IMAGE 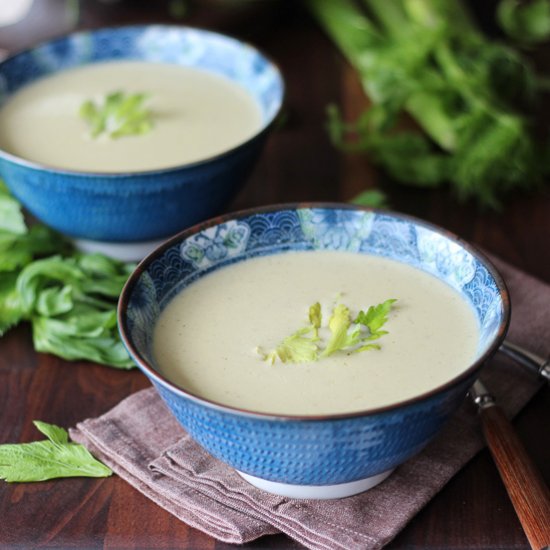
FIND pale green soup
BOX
[153,251,479,416]
[0,61,262,172]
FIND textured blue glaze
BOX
[121,206,509,486]
[0,26,283,242]
[153,377,473,485]
[0,134,265,241]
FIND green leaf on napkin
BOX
[80,91,154,139]
[0,421,112,482]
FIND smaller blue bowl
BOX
[0,25,283,257]
[118,204,510,499]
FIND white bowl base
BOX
[236,468,394,499]
[73,237,168,262]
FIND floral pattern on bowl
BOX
[180,221,250,269]
[119,204,509,491]
[0,25,284,245]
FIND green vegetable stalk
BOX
[0,181,134,369]
[307,0,550,207]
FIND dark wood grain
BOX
[0,1,549,549]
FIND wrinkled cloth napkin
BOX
[70,257,548,550]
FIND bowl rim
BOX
[0,23,285,178]
[118,202,511,422]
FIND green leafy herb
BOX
[258,325,320,365]
[498,0,550,45]
[168,0,189,19]
[13,254,135,369]
[0,272,23,336]
[355,298,396,334]
[321,303,362,357]
[309,302,322,338]
[351,189,390,209]
[0,421,112,482]
[79,91,153,139]
[307,0,550,208]
[0,181,25,234]
[0,183,134,368]
[258,298,396,364]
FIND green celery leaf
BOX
[0,421,111,482]
[36,285,74,317]
[78,253,134,279]
[0,271,24,336]
[498,0,550,45]
[260,326,319,365]
[478,44,537,110]
[15,252,134,369]
[80,91,154,140]
[309,0,548,208]
[369,133,449,187]
[0,184,133,369]
[0,225,68,272]
[17,256,84,314]
[351,189,390,208]
[33,420,69,445]
[258,298,396,364]
[355,298,397,334]
[0,236,32,272]
[0,183,26,235]
[321,304,362,357]
[76,254,134,300]
[32,315,134,369]
[79,273,132,299]
[328,105,449,188]
[309,302,322,338]
[451,111,539,207]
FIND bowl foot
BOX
[236,468,394,499]
[73,237,168,262]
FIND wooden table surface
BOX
[1,1,549,548]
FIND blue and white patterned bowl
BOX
[118,204,510,499]
[0,25,284,260]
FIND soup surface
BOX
[0,61,262,172]
[153,251,479,415]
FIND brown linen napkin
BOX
[70,257,548,550]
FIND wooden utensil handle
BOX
[480,405,550,550]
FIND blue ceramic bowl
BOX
[118,204,510,499]
[0,25,283,259]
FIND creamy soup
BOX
[0,61,262,172]
[153,251,479,415]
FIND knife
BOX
[470,379,550,550]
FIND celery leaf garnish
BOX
[263,326,320,365]
[258,298,397,365]
[309,302,322,338]
[79,91,153,139]
[321,303,361,357]
[355,298,397,334]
